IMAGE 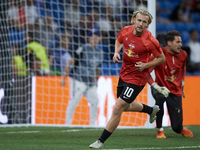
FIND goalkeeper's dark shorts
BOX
[117,78,145,103]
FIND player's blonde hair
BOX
[131,9,153,24]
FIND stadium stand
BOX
[8,0,200,75]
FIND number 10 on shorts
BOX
[124,87,134,98]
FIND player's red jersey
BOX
[150,47,187,96]
[117,25,162,86]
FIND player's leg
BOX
[151,87,166,139]
[89,97,129,148]
[166,95,183,133]
[89,78,145,148]
[124,87,160,124]
[66,78,87,125]
[124,102,160,124]
[85,85,98,126]
[167,95,193,137]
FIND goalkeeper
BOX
[148,30,193,139]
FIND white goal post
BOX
[0,0,168,128]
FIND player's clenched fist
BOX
[135,62,146,72]
[113,53,121,63]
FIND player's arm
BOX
[181,53,187,98]
[147,73,170,98]
[135,52,165,72]
[61,58,74,86]
[113,39,123,63]
[182,80,185,98]
[96,67,101,86]
[48,56,54,68]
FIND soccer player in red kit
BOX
[89,9,166,148]
[148,30,193,139]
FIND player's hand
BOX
[151,83,170,98]
[113,53,121,63]
[183,91,185,98]
[60,78,66,86]
[135,62,146,72]
[182,84,185,98]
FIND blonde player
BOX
[89,9,165,148]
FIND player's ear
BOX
[131,18,136,24]
[146,24,149,29]
[167,41,171,46]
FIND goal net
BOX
[0,0,158,127]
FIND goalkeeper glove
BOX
[151,83,170,98]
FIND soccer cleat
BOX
[89,140,104,148]
[181,127,194,138]
[157,130,166,139]
[149,105,160,123]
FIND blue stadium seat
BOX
[101,62,110,76]
[186,70,200,76]
[159,12,170,19]
[193,70,200,75]
[175,22,187,32]
[156,23,166,32]
[163,1,176,11]
[9,29,26,47]
[185,71,194,76]
[110,63,120,76]
[165,23,176,32]
[191,13,200,23]
[186,23,196,31]
[195,23,200,32]
[181,31,190,45]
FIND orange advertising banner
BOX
[33,76,148,127]
[32,76,200,126]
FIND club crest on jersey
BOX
[124,49,138,58]
[170,69,176,74]
[128,43,135,49]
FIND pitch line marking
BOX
[102,146,200,150]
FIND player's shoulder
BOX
[120,25,134,35]
[123,25,134,30]
[180,49,187,57]
[142,30,160,47]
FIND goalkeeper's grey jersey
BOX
[72,43,103,86]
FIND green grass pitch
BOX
[0,125,199,150]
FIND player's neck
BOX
[133,30,143,36]
[166,46,175,55]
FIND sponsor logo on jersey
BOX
[124,49,139,58]
[164,75,177,82]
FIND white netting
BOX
[0,0,153,127]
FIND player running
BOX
[89,9,165,148]
[148,30,193,139]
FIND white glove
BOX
[151,83,170,98]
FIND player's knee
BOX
[112,107,119,116]
[112,105,123,116]
[171,125,182,133]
